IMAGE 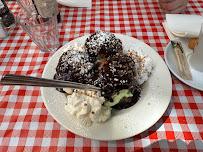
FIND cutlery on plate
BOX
[0,74,100,91]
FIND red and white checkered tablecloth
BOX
[0,0,203,151]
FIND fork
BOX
[0,74,100,91]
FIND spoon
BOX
[0,74,100,91]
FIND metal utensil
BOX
[0,74,100,91]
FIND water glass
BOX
[16,6,60,52]
[16,0,33,14]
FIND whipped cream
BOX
[64,89,112,127]
[127,49,153,85]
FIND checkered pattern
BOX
[0,0,203,151]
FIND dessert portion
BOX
[54,43,95,92]
[94,53,141,110]
[95,53,137,93]
[85,30,123,62]
[53,30,153,126]
[65,89,111,127]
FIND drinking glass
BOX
[188,23,203,72]
[16,0,33,14]
[16,5,60,52]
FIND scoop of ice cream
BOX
[85,30,123,62]
[104,89,133,107]
[127,49,153,85]
[64,89,112,126]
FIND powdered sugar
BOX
[60,43,94,75]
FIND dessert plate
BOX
[41,34,172,141]
[164,37,203,91]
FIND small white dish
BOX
[57,0,91,7]
[41,34,172,141]
[164,37,203,91]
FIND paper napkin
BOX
[163,14,203,40]
[57,0,92,7]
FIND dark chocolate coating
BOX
[85,30,123,62]
[54,50,95,92]
[94,53,138,101]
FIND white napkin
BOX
[163,14,203,40]
[57,0,92,7]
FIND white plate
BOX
[164,37,203,91]
[41,34,172,141]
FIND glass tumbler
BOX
[16,5,60,52]
[16,0,33,14]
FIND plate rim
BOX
[41,33,172,141]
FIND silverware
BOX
[0,74,100,91]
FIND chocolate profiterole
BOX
[95,53,141,110]
[85,30,123,62]
[54,49,95,92]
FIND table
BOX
[0,0,203,151]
